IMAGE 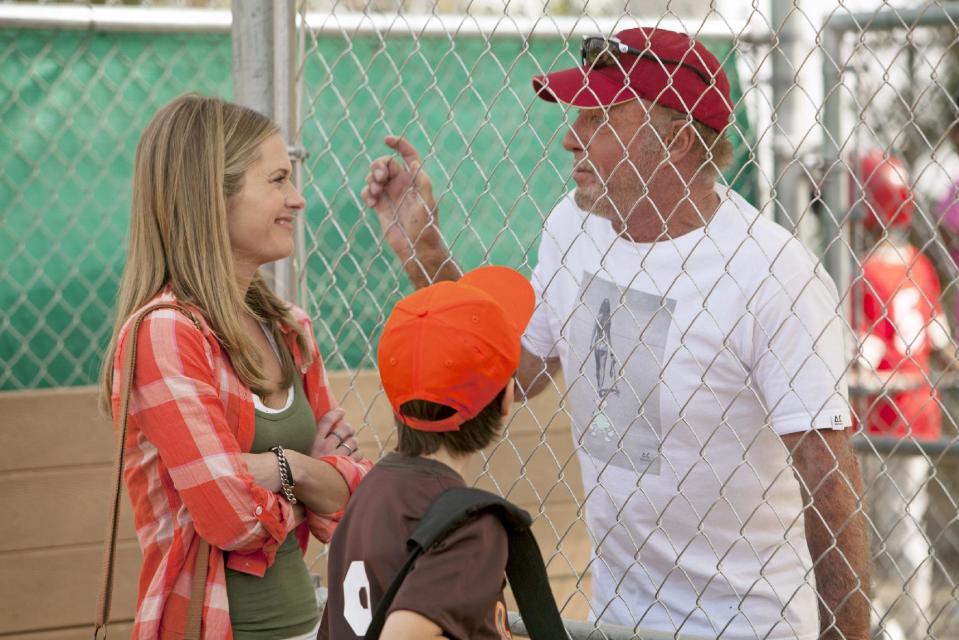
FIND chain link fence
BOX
[5,0,959,638]
[0,8,233,389]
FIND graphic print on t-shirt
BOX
[590,298,620,397]
[342,560,373,635]
[570,273,675,475]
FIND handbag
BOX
[93,303,210,639]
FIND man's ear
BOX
[667,119,697,165]
[500,378,515,418]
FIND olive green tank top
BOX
[226,375,320,639]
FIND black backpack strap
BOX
[365,487,568,639]
[362,546,425,639]
[504,528,567,638]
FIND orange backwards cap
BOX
[377,266,535,432]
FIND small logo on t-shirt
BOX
[832,414,845,427]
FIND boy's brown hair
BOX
[395,387,508,457]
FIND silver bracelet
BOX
[269,445,297,505]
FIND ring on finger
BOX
[337,442,355,455]
[331,432,344,445]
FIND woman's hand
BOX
[284,449,350,515]
[243,451,348,516]
[311,408,363,461]
[241,452,281,493]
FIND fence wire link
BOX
[0,22,233,390]
[5,1,959,638]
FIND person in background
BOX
[852,149,954,640]
[99,94,371,639]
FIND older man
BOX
[362,27,869,640]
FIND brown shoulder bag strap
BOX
[94,303,209,639]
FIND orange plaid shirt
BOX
[111,290,371,639]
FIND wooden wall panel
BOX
[0,542,140,635]
[1,623,133,640]
[0,467,136,552]
[0,387,113,472]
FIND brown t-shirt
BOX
[318,453,512,640]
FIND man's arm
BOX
[515,346,561,402]
[781,428,871,640]
[362,135,460,289]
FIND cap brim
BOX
[459,265,535,339]
[533,66,638,108]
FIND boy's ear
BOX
[500,379,515,417]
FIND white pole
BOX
[272,0,301,305]
[770,0,809,239]
[820,20,850,294]
[231,0,300,302]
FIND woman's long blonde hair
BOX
[99,94,310,415]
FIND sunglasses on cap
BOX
[580,36,714,88]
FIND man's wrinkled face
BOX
[563,100,673,226]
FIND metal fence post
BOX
[820,18,849,294]
[231,0,272,119]
[272,0,302,305]
[770,0,804,235]
[231,0,300,303]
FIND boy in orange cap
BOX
[318,265,535,640]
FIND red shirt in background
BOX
[856,245,943,441]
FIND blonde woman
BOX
[99,94,371,639]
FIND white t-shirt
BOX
[523,187,851,639]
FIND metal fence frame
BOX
[820,5,959,289]
[819,4,959,456]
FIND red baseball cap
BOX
[854,149,914,230]
[377,266,535,432]
[532,27,733,132]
